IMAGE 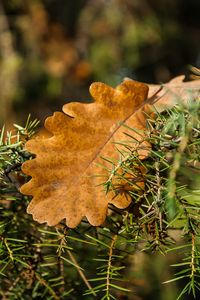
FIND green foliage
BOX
[1,98,200,299]
[103,99,200,299]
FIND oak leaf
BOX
[20,80,152,227]
[20,76,200,228]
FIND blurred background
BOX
[0,0,199,127]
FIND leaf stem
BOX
[67,250,97,297]
[106,234,117,299]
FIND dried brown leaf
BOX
[20,80,151,227]
[148,75,200,111]
[20,76,200,228]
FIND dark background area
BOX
[0,0,199,127]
